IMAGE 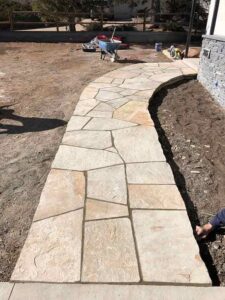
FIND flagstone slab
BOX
[11,284,224,300]
[106,147,118,153]
[87,165,127,204]
[132,210,211,285]
[102,86,124,93]
[120,77,161,91]
[94,77,113,84]
[93,102,114,112]
[87,110,113,118]
[34,170,85,221]
[90,83,116,89]
[113,126,165,163]
[127,162,175,184]
[86,199,129,221]
[113,101,153,126]
[66,116,90,132]
[52,145,122,171]
[62,130,112,149]
[82,218,140,282]
[112,78,125,85]
[107,98,131,109]
[106,70,141,79]
[80,86,99,101]
[129,185,185,209]
[84,117,136,131]
[96,90,122,101]
[11,210,83,283]
[152,73,183,84]
[73,99,99,116]
[0,283,14,300]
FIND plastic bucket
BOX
[155,43,162,52]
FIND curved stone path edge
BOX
[11,60,211,286]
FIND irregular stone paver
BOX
[127,162,175,184]
[106,69,141,79]
[52,145,122,171]
[96,90,122,101]
[62,130,112,149]
[132,210,211,285]
[34,170,85,221]
[87,110,112,118]
[107,97,131,109]
[10,284,225,300]
[80,86,98,100]
[86,199,129,221]
[84,117,136,131]
[129,185,185,209]
[113,126,165,163]
[82,218,140,282]
[87,165,127,204]
[93,102,114,112]
[73,99,98,116]
[94,76,113,84]
[66,116,90,132]
[114,101,153,126]
[120,77,161,91]
[12,210,83,283]
[132,210,211,284]
[0,283,14,300]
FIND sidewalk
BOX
[9,60,214,292]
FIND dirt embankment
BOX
[150,80,225,286]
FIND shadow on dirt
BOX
[0,105,66,134]
[149,80,220,286]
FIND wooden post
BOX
[185,0,197,58]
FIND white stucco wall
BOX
[214,1,225,36]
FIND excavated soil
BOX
[150,79,225,286]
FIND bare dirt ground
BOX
[150,80,225,286]
[0,42,169,281]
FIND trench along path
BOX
[4,59,222,299]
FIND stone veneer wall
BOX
[198,35,225,106]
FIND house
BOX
[198,0,225,106]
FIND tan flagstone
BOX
[89,83,116,89]
[112,78,124,85]
[82,218,140,282]
[129,185,185,209]
[80,86,99,101]
[34,170,85,221]
[73,99,99,116]
[132,210,211,284]
[66,116,90,132]
[102,86,124,93]
[87,165,127,204]
[93,102,114,112]
[113,126,165,163]
[84,117,136,130]
[11,284,225,300]
[127,162,175,184]
[0,283,14,300]
[62,130,112,149]
[120,77,161,91]
[94,77,113,84]
[107,98,131,108]
[87,110,113,118]
[86,199,129,220]
[52,145,122,171]
[181,67,197,75]
[96,90,122,101]
[106,147,118,153]
[11,210,83,283]
[106,69,141,79]
[113,101,153,126]
[120,89,138,96]
[152,73,183,83]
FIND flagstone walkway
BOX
[11,60,212,287]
